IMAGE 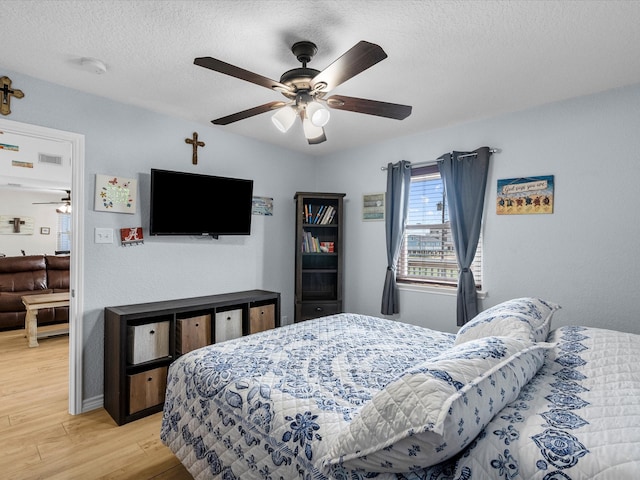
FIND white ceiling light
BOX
[306,101,330,127]
[271,106,296,132]
[302,117,324,140]
[272,98,330,137]
[80,57,107,75]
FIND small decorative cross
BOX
[0,76,24,116]
[9,217,25,233]
[185,132,205,165]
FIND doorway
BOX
[0,118,85,414]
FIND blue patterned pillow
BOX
[455,297,560,345]
[320,336,551,472]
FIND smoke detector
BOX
[80,57,107,75]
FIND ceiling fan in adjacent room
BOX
[32,190,71,213]
[194,40,412,144]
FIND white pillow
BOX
[319,336,551,473]
[455,297,560,345]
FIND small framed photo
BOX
[363,193,385,221]
[40,227,50,235]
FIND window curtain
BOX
[437,147,491,326]
[381,160,411,315]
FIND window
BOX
[57,213,72,252]
[396,165,482,287]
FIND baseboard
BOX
[82,394,103,413]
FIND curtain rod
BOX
[380,148,501,171]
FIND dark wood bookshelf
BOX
[294,192,345,322]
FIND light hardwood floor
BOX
[0,327,192,480]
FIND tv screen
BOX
[150,169,253,236]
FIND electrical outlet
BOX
[95,227,114,244]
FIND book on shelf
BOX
[319,206,330,224]
[303,204,336,225]
[302,231,314,252]
[301,230,336,253]
[319,205,335,224]
[313,205,325,224]
[325,207,336,224]
[305,204,315,224]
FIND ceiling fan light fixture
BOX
[197,40,412,145]
[303,117,324,140]
[56,203,71,214]
[307,101,330,127]
[271,106,296,132]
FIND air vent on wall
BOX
[38,153,63,166]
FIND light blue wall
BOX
[4,67,640,406]
[317,83,640,336]
[2,69,316,400]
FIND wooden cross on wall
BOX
[1,76,24,116]
[185,132,205,165]
[9,217,25,233]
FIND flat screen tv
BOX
[150,169,253,237]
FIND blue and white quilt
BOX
[427,325,640,479]
[161,315,640,479]
[160,313,455,479]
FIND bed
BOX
[160,298,640,479]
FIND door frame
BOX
[0,118,85,414]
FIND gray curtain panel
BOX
[438,147,491,326]
[381,160,411,315]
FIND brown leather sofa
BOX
[0,255,70,331]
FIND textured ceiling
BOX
[2,0,640,156]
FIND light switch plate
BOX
[95,227,114,244]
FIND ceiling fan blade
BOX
[327,95,412,120]
[310,41,388,93]
[212,101,287,125]
[32,190,71,205]
[194,57,293,93]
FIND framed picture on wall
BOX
[40,227,50,235]
[95,174,137,214]
[0,215,34,235]
[496,175,554,215]
[363,193,385,221]
[252,196,273,216]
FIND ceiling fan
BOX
[32,190,71,212]
[194,40,412,144]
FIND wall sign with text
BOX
[496,175,554,215]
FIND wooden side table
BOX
[21,292,70,347]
